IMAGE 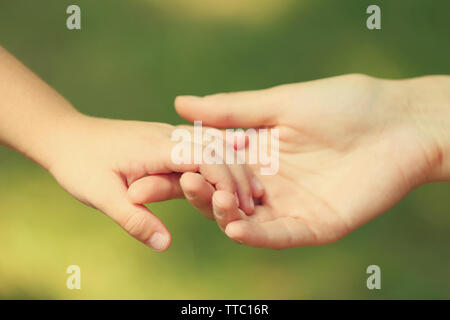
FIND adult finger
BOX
[175,88,281,128]
[224,217,318,249]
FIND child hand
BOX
[0,46,262,251]
[44,116,259,251]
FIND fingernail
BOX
[178,95,201,102]
[148,232,169,251]
[249,197,254,211]
[234,132,246,149]
[213,196,224,218]
[252,177,264,193]
[184,191,195,199]
[235,192,240,207]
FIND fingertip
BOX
[225,220,249,241]
[147,231,172,252]
[180,172,203,195]
[251,176,265,198]
[180,172,216,220]
[238,196,254,216]
[109,198,173,252]
[175,95,201,104]
[174,95,201,117]
[231,131,248,150]
[249,197,255,213]
[212,192,244,232]
[212,190,237,211]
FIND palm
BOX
[241,122,418,247]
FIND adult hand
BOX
[174,74,450,249]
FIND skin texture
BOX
[0,46,260,252]
[168,74,450,249]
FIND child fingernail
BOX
[148,232,169,251]
[249,197,254,211]
[213,197,224,218]
[235,192,240,207]
[252,177,264,193]
[184,191,195,199]
[215,209,224,218]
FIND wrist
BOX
[25,109,91,172]
[401,75,450,183]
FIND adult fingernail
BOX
[148,232,169,251]
[178,95,201,102]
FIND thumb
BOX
[175,88,280,128]
[97,176,172,252]
[102,198,171,252]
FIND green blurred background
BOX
[0,0,449,299]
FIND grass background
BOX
[0,0,449,299]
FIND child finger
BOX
[198,161,236,195]
[127,174,183,204]
[98,176,172,252]
[180,172,215,220]
[227,164,254,215]
[212,190,244,233]
[248,169,265,199]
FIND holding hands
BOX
[1,46,449,251]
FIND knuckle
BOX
[122,212,151,241]
[216,181,235,193]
